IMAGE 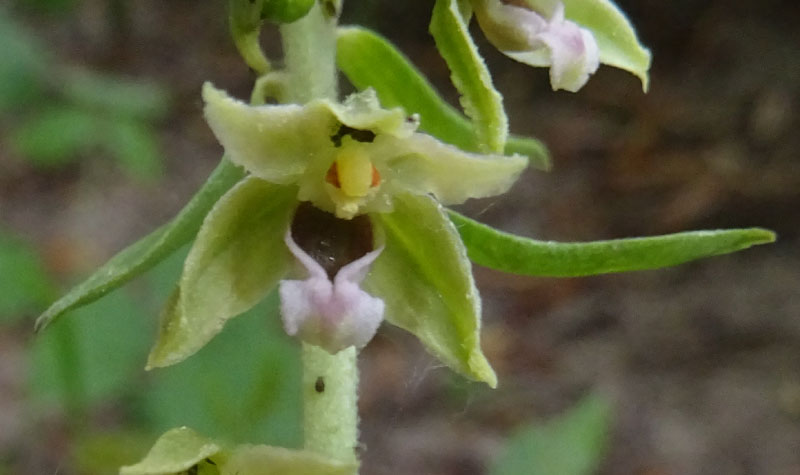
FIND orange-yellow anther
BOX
[332,148,378,197]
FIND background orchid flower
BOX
[145,83,529,387]
[473,0,600,92]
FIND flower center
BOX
[325,141,381,198]
[326,152,381,198]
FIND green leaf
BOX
[35,158,246,332]
[105,118,164,182]
[489,393,612,475]
[119,427,223,475]
[449,211,776,277]
[11,106,100,167]
[62,69,169,120]
[430,0,508,153]
[557,0,651,91]
[0,230,55,324]
[221,445,358,475]
[147,177,296,368]
[336,26,550,170]
[365,194,496,387]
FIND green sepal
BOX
[430,0,508,154]
[119,427,224,475]
[365,194,497,388]
[35,158,245,332]
[555,0,651,91]
[336,26,550,170]
[449,211,776,277]
[147,177,296,368]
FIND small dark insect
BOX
[315,376,325,393]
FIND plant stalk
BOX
[279,1,338,102]
[301,344,359,464]
[279,1,359,466]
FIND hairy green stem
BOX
[279,1,338,102]
[279,1,360,466]
[301,344,359,464]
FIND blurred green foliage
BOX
[0,228,301,473]
[0,229,55,324]
[0,8,167,182]
[490,393,612,475]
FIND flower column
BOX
[279,1,360,466]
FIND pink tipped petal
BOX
[539,10,600,92]
[279,232,385,353]
[283,230,328,280]
[476,0,599,92]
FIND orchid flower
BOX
[473,0,600,92]
[146,83,527,385]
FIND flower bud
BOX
[261,0,315,24]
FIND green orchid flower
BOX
[147,83,528,386]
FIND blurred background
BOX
[0,0,798,474]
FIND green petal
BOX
[430,0,508,153]
[35,158,245,332]
[147,177,297,368]
[324,88,412,138]
[381,133,527,205]
[203,83,334,182]
[542,0,651,90]
[450,211,776,277]
[336,26,551,170]
[203,84,412,183]
[221,445,358,475]
[365,194,497,387]
[119,427,223,475]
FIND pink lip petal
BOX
[279,230,385,353]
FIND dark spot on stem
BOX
[315,376,325,393]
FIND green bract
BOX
[430,0,508,153]
[120,427,357,475]
[148,83,529,386]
